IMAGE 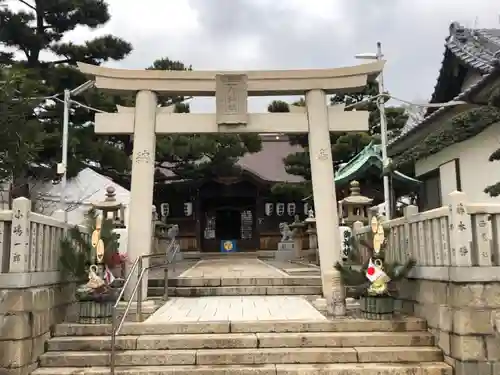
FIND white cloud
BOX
[4,0,500,111]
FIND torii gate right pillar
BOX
[306,89,345,316]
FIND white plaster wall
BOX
[415,121,500,203]
[439,160,458,205]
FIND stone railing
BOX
[352,190,500,375]
[0,197,90,288]
[353,191,500,275]
[0,197,85,375]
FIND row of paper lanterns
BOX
[265,202,310,216]
[159,202,310,218]
[160,202,193,218]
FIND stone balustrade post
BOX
[403,205,418,264]
[447,191,473,267]
[9,197,31,273]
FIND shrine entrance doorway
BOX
[201,196,256,252]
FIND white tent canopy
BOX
[33,168,131,226]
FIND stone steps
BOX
[39,346,443,367]
[148,276,322,297]
[152,285,322,297]
[33,318,452,374]
[31,362,453,375]
[46,331,435,351]
[51,318,429,335]
[162,276,322,287]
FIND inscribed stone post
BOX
[9,197,31,273]
[447,191,473,266]
[403,205,418,264]
[471,209,493,267]
[216,74,248,125]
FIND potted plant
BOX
[59,209,126,323]
[335,215,415,320]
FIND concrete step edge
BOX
[40,347,443,366]
[32,362,452,375]
[163,286,324,297]
[46,331,435,350]
[53,318,428,336]
[149,277,322,287]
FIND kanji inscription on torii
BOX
[216,74,248,126]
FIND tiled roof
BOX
[237,136,304,183]
[446,24,500,73]
[158,135,304,183]
[335,142,420,186]
[391,22,500,146]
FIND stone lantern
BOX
[93,186,126,228]
[338,181,373,263]
[289,214,306,259]
[304,209,318,264]
[338,181,373,227]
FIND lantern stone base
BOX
[275,241,296,262]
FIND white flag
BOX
[365,258,387,283]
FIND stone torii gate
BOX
[77,61,384,316]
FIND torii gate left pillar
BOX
[125,90,157,301]
[78,61,385,313]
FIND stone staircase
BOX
[33,317,451,375]
[148,276,323,297]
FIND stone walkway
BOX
[179,258,288,278]
[146,295,326,322]
[146,257,325,322]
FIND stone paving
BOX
[146,295,327,322]
[146,257,325,322]
[178,258,289,278]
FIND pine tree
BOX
[484,87,500,197]
[267,83,408,196]
[0,65,45,200]
[0,0,133,192]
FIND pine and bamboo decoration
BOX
[59,208,121,279]
[335,216,415,300]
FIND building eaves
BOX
[390,66,500,149]
[390,22,500,149]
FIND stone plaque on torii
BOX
[216,74,248,126]
[77,61,385,316]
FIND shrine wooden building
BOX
[154,135,306,252]
[153,135,420,253]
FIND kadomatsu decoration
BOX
[335,215,415,319]
[59,209,126,303]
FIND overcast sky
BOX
[12,0,500,111]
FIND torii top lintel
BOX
[77,61,385,96]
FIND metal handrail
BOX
[110,237,179,375]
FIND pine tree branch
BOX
[47,58,73,65]
[16,0,36,11]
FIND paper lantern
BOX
[160,203,169,218]
[184,202,193,216]
[276,203,285,216]
[265,203,274,216]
